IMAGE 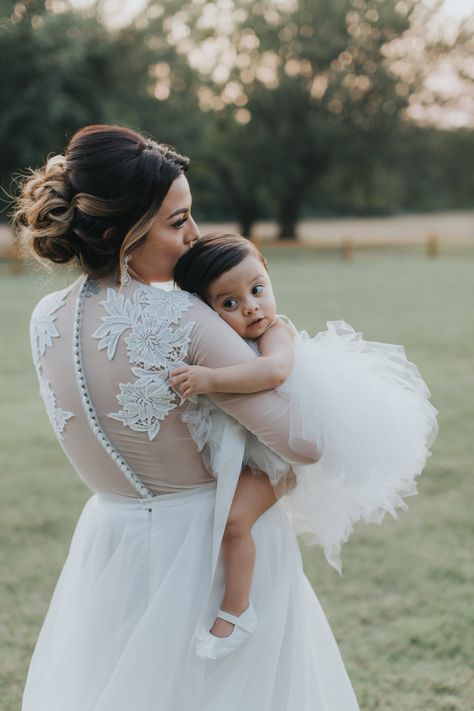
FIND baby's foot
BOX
[195,604,259,660]
[209,616,235,638]
[209,603,252,637]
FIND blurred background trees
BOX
[1,0,473,237]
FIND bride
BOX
[14,123,360,710]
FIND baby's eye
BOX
[223,298,238,310]
[252,284,264,295]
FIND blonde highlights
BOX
[12,154,75,263]
[11,124,190,282]
[117,207,160,286]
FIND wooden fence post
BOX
[9,238,22,274]
[426,233,439,258]
[341,238,354,261]
[250,234,262,252]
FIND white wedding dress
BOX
[22,275,360,711]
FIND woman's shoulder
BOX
[73,278,200,322]
[30,277,82,327]
[174,290,223,323]
[29,278,84,363]
[125,283,218,326]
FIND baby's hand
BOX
[169,365,214,398]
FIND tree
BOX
[0,0,203,212]
[148,0,423,237]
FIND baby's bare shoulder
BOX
[261,317,295,344]
[274,315,297,337]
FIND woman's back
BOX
[31,275,313,497]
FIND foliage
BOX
[0,0,472,232]
[146,0,421,236]
[0,0,202,208]
[306,124,474,215]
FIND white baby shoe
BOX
[194,604,258,661]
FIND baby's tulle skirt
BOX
[21,482,360,711]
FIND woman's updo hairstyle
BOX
[12,124,190,283]
[173,233,267,303]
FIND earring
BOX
[121,255,131,286]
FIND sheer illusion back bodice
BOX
[30,275,316,498]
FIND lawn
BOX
[1,249,473,710]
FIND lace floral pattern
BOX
[39,378,74,438]
[30,287,74,440]
[31,288,71,359]
[93,286,194,441]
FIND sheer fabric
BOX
[30,275,315,498]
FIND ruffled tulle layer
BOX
[22,485,360,711]
[277,320,438,572]
[183,320,438,574]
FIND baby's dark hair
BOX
[173,233,267,302]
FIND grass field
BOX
[1,249,473,710]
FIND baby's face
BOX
[207,254,277,339]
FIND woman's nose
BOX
[185,217,200,244]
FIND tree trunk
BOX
[216,166,257,239]
[278,203,299,240]
[239,218,254,239]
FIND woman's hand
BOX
[169,365,215,398]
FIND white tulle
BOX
[182,396,291,486]
[279,320,438,572]
[183,319,438,574]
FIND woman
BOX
[14,124,360,710]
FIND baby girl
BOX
[170,233,438,661]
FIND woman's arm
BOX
[182,297,319,465]
[170,320,294,396]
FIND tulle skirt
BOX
[277,321,438,573]
[22,482,360,711]
[184,320,438,576]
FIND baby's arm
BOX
[170,319,295,398]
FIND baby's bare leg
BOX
[210,467,277,638]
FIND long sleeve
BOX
[30,278,317,500]
[185,296,319,466]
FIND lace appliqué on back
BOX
[30,288,74,439]
[93,286,195,441]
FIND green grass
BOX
[1,251,473,710]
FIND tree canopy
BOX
[1,0,472,236]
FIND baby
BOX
[170,233,438,662]
[171,234,296,660]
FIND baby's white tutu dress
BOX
[185,318,439,573]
